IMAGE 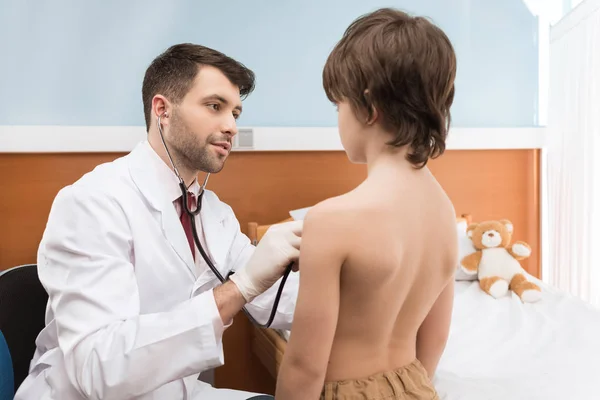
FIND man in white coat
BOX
[15,43,302,400]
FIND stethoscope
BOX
[157,112,293,328]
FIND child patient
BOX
[276,7,458,400]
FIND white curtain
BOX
[546,0,600,307]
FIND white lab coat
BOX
[14,141,298,400]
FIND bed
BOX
[248,216,600,399]
[430,278,600,399]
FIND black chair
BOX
[0,264,49,393]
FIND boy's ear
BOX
[366,106,379,125]
[363,89,378,125]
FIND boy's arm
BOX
[416,278,454,378]
[275,204,345,400]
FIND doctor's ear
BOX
[152,95,171,123]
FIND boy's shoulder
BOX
[301,195,361,261]
[305,192,368,221]
[302,193,373,243]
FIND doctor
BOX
[15,43,302,400]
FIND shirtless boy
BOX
[276,8,458,400]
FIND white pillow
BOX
[289,207,311,221]
[455,219,478,281]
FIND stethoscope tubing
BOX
[157,113,292,328]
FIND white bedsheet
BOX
[278,278,600,399]
[434,278,600,399]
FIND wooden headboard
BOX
[248,214,474,245]
[0,148,540,394]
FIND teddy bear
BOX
[460,219,541,303]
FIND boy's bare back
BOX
[324,164,457,382]
[275,7,458,399]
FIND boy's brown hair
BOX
[323,8,457,168]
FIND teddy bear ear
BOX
[466,223,478,238]
[500,219,513,233]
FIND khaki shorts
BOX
[320,359,439,400]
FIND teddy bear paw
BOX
[520,289,542,303]
[460,265,478,275]
[512,243,531,257]
[489,280,509,298]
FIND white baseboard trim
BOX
[0,126,546,153]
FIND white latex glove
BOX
[229,220,303,302]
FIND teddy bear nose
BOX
[488,233,494,237]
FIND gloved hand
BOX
[229,220,303,302]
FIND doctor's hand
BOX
[229,220,303,302]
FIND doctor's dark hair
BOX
[142,43,255,131]
[323,8,456,168]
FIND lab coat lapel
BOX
[160,203,196,275]
[127,143,196,277]
[199,193,229,270]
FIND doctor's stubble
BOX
[166,107,229,174]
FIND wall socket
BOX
[234,128,254,149]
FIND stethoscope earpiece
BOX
[156,109,210,208]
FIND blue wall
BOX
[0,0,538,128]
